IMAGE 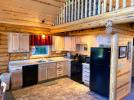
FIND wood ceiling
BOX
[0,0,133,34]
[0,0,66,28]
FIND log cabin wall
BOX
[116,34,133,100]
[0,32,9,73]
[0,29,133,100]
[0,32,30,73]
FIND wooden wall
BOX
[116,34,133,100]
[0,32,30,73]
[0,32,9,73]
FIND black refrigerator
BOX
[90,47,111,97]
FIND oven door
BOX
[71,61,82,83]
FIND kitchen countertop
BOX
[9,57,71,72]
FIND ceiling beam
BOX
[0,23,51,34]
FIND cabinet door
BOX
[52,36,64,51]
[8,33,20,52]
[71,37,76,51]
[11,70,22,89]
[64,37,76,51]
[47,63,57,79]
[64,37,71,51]
[38,64,47,82]
[20,34,29,52]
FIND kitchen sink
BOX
[37,60,47,63]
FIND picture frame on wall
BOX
[127,42,132,60]
[119,46,127,58]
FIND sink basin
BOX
[37,60,47,63]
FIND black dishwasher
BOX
[22,64,38,87]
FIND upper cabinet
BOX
[52,36,64,51]
[19,34,29,52]
[8,33,29,53]
[64,36,76,51]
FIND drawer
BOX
[83,79,89,85]
[83,69,90,73]
[57,70,63,74]
[57,66,63,69]
[82,63,90,69]
[57,73,63,77]
[57,61,65,66]
[83,75,90,82]
[83,71,90,76]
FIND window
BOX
[32,46,50,55]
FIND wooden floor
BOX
[7,78,108,100]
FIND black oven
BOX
[71,54,85,84]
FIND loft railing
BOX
[54,0,134,25]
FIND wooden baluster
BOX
[89,0,92,16]
[109,0,113,11]
[81,0,83,18]
[93,0,96,15]
[98,0,101,14]
[58,13,60,24]
[63,5,65,23]
[101,2,104,13]
[68,0,71,22]
[74,0,77,20]
[104,0,107,13]
[56,16,58,25]
[61,8,63,24]
[71,0,74,21]
[65,2,68,23]
[131,0,134,6]
[115,0,120,10]
[123,0,126,8]
[58,15,60,24]
[78,0,80,19]
[85,0,88,17]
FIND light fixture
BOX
[42,34,46,39]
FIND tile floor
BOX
[8,78,108,100]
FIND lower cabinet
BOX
[10,61,69,90]
[47,63,57,80]
[38,64,47,82]
[11,70,22,89]
[57,61,68,77]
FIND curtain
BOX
[30,35,52,46]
